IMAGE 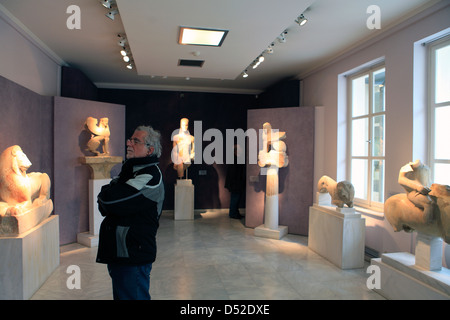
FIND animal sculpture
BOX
[385,183,450,244]
[0,145,51,216]
[317,175,355,208]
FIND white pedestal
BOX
[254,224,288,240]
[308,204,365,269]
[174,179,194,220]
[371,252,450,299]
[77,178,110,247]
[0,215,59,300]
[415,233,443,271]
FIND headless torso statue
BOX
[171,118,195,179]
[398,159,433,224]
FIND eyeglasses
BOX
[127,138,149,146]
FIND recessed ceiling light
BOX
[179,27,228,47]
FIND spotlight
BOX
[295,14,308,26]
[100,0,116,9]
[123,55,130,62]
[242,70,248,78]
[120,47,128,56]
[106,9,118,20]
[258,56,265,63]
[126,63,133,70]
[117,35,127,47]
[266,44,274,54]
[277,30,287,43]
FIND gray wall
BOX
[0,75,125,245]
[245,106,315,235]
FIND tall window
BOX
[429,37,450,185]
[348,65,386,209]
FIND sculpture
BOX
[385,160,450,244]
[0,146,53,234]
[257,122,288,231]
[85,117,110,156]
[171,118,195,179]
[317,175,355,208]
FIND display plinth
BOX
[174,179,194,220]
[79,156,122,179]
[308,204,365,269]
[77,178,111,247]
[0,200,53,235]
[370,232,449,299]
[254,224,288,240]
[371,252,450,300]
[0,215,59,300]
[78,156,122,247]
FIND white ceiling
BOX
[0,0,443,94]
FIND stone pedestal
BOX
[254,224,288,240]
[0,200,53,235]
[0,215,59,300]
[370,232,449,299]
[371,252,450,299]
[415,233,443,271]
[174,179,194,220]
[79,156,123,179]
[78,156,122,247]
[308,204,365,269]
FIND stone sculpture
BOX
[0,145,53,235]
[85,117,110,156]
[257,122,288,231]
[385,160,450,244]
[171,118,195,179]
[317,175,355,208]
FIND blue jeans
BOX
[107,263,152,300]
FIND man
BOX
[96,125,164,300]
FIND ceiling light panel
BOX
[179,27,228,47]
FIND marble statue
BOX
[257,122,288,231]
[0,145,53,235]
[171,118,195,179]
[85,117,110,156]
[317,175,355,208]
[385,160,450,244]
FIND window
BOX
[428,37,450,185]
[348,65,385,209]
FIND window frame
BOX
[428,36,450,184]
[347,63,386,211]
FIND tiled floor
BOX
[31,210,384,300]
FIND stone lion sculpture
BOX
[317,175,355,208]
[0,145,52,218]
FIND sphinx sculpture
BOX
[384,160,450,244]
[317,175,355,208]
[0,145,53,235]
[171,118,195,179]
[85,117,110,156]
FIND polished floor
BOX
[31,210,384,300]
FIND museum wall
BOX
[246,106,315,235]
[97,88,258,211]
[0,75,54,186]
[300,2,450,264]
[54,97,125,244]
[0,11,60,97]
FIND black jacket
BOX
[96,155,165,265]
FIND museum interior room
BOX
[0,0,449,302]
